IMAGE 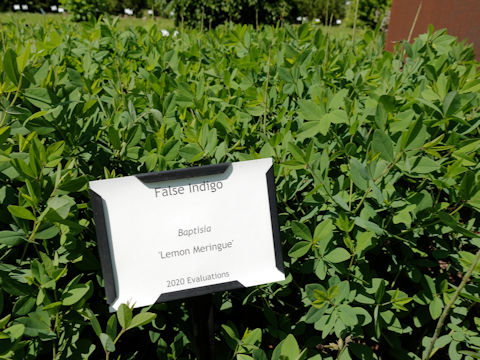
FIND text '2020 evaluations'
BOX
[89,158,284,310]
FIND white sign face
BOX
[89,158,284,310]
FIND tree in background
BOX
[174,0,294,29]
[2,0,63,12]
[146,0,175,18]
[345,0,392,29]
[60,0,152,20]
[59,0,107,21]
[294,0,346,24]
[106,0,148,16]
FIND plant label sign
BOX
[89,158,284,310]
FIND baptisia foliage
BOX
[0,17,480,359]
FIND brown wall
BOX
[386,0,480,60]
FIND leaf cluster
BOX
[0,17,480,360]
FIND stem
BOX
[353,150,404,215]
[113,57,125,107]
[422,248,480,360]
[105,328,126,360]
[27,219,42,243]
[323,32,330,66]
[407,1,423,43]
[0,75,23,127]
[113,328,126,345]
[0,22,5,52]
[348,175,353,211]
[351,0,360,54]
[263,45,272,134]
[325,0,329,27]
[10,74,23,107]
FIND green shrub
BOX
[0,18,480,359]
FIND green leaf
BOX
[243,328,262,346]
[31,259,49,286]
[0,313,9,329]
[375,279,386,303]
[86,310,102,338]
[458,251,480,274]
[11,158,36,179]
[349,158,369,191]
[35,226,59,240]
[458,351,480,359]
[338,304,358,327]
[4,324,24,340]
[61,284,90,306]
[442,91,459,117]
[23,88,53,110]
[298,99,323,120]
[117,303,132,329]
[291,222,312,242]
[297,100,330,135]
[336,213,354,233]
[313,219,334,242]
[126,312,156,330]
[179,144,204,162]
[379,94,396,113]
[100,333,115,352]
[4,49,20,85]
[324,110,348,124]
[355,231,374,255]
[0,230,26,246]
[393,208,412,227]
[252,349,268,360]
[324,248,351,263]
[13,296,35,316]
[16,309,55,340]
[222,323,240,348]
[272,334,300,360]
[25,109,54,123]
[305,305,327,324]
[429,297,443,320]
[375,102,387,130]
[288,241,311,258]
[126,124,143,148]
[296,121,329,139]
[400,116,427,150]
[47,196,74,220]
[237,354,253,360]
[287,142,305,163]
[354,217,384,235]
[108,127,121,150]
[106,314,118,340]
[372,130,394,162]
[7,205,35,221]
[438,212,478,238]
[411,157,440,174]
[315,259,327,280]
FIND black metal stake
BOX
[189,294,215,360]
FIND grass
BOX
[0,12,175,30]
[0,12,358,36]
[317,24,357,37]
